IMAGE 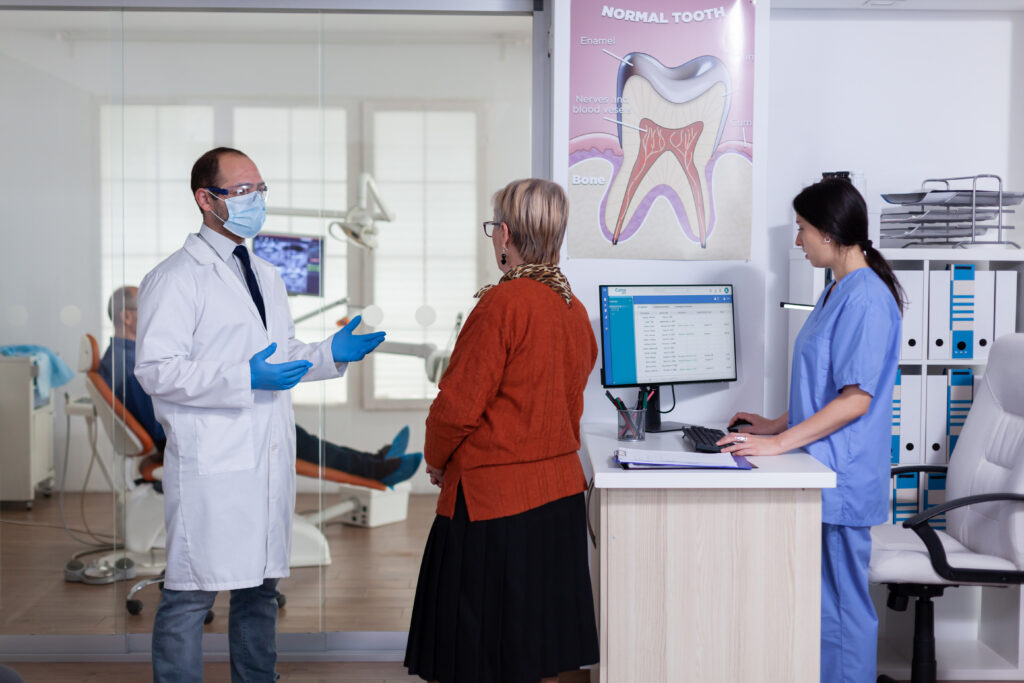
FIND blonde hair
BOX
[491,179,568,265]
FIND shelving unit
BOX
[790,246,1024,680]
[0,356,54,508]
[883,248,1024,680]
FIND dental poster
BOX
[567,1,754,260]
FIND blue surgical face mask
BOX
[208,190,266,239]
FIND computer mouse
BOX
[728,419,752,433]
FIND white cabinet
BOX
[789,246,1024,680]
[0,356,54,506]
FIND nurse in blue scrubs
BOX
[719,178,903,683]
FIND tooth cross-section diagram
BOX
[605,53,731,248]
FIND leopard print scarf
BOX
[474,263,573,307]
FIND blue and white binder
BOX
[924,472,947,530]
[893,472,919,525]
[898,373,921,463]
[891,370,901,465]
[924,374,949,464]
[929,270,951,360]
[947,368,974,458]
[950,264,975,360]
[895,270,924,360]
[995,270,1019,342]
[973,270,995,360]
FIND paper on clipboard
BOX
[614,447,752,470]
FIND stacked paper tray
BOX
[879,184,1022,248]
[882,190,1024,207]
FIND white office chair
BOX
[870,333,1024,683]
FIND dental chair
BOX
[74,333,166,580]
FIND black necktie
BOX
[233,245,267,328]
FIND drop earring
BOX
[501,251,507,265]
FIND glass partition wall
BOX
[0,7,532,650]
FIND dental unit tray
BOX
[879,174,1022,249]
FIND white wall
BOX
[0,12,533,494]
[764,8,1024,413]
[0,49,103,496]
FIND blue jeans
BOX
[152,578,280,683]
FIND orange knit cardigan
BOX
[425,277,597,521]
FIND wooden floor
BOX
[6,662,593,682]
[0,662,1006,683]
[0,492,436,634]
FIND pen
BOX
[619,401,643,438]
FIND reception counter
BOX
[583,424,836,683]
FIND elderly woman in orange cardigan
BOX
[404,179,599,683]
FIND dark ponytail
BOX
[792,179,905,314]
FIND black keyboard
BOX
[683,425,727,453]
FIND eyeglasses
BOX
[482,220,501,237]
[205,183,269,200]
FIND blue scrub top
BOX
[789,267,901,527]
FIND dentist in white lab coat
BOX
[136,147,385,683]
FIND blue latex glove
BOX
[249,343,313,391]
[331,315,386,362]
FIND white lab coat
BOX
[135,232,345,591]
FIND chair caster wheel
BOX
[276,594,286,609]
[126,599,143,615]
[204,610,215,625]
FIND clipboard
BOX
[614,448,755,470]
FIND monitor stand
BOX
[640,385,683,433]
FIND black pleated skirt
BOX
[405,485,599,683]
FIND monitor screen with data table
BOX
[599,284,737,388]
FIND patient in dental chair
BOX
[101,286,421,487]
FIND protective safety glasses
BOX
[205,183,268,200]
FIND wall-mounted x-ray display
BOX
[567,1,754,261]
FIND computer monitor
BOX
[252,232,323,297]
[599,284,737,431]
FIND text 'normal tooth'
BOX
[605,53,730,247]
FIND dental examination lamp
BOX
[376,312,463,384]
[377,340,451,385]
[266,172,395,250]
[294,302,461,384]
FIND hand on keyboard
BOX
[716,430,786,457]
[682,425,729,453]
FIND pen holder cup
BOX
[616,409,646,442]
